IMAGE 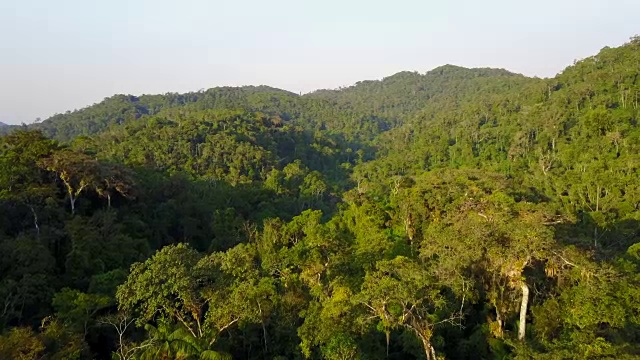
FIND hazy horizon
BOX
[1,0,638,125]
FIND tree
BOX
[356,256,461,360]
[137,320,232,360]
[0,327,45,360]
[0,130,58,233]
[99,314,152,360]
[95,162,135,208]
[117,243,276,354]
[116,244,205,338]
[414,170,555,342]
[52,288,112,336]
[40,150,100,214]
[0,234,56,330]
[39,317,90,360]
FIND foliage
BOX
[1,37,640,359]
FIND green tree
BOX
[52,288,112,336]
[0,327,45,360]
[356,256,461,360]
[39,150,100,214]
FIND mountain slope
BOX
[19,66,537,142]
[32,86,300,141]
[299,65,535,139]
[354,37,640,255]
[0,122,16,136]
[369,36,640,176]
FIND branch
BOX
[478,212,490,221]
[209,317,240,346]
[217,317,240,334]
[163,305,198,340]
[433,313,463,327]
[459,279,466,321]
[123,341,154,360]
[401,303,417,323]
[365,315,379,321]
[551,251,578,268]
[361,302,377,313]
[98,315,139,360]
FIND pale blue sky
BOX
[0,0,637,124]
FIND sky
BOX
[0,0,638,125]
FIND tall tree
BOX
[40,150,100,214]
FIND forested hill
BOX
[23,65,532,143]
[30,86,300,141]
[306,65,525,120]
[0,122,12,135]
[1,37,639,360]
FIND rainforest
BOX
[1,37,640,359]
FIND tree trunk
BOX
[258,301,268,353]
[69,193,76,215]
[419,335,434,360]
[518,282,529,341]
[29,206,40,236]
[495,308,504,338]
[423,339,431,360]
[385,330,390,358]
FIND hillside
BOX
[0,122,17,137]
[30,86,301,141]
[20,66,535,143]
[1,37,639,360]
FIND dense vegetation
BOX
[1,37,639,359]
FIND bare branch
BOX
[551,251,578,268]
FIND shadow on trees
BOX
[553,212,640,260]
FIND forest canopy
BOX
[1,37,639,359]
